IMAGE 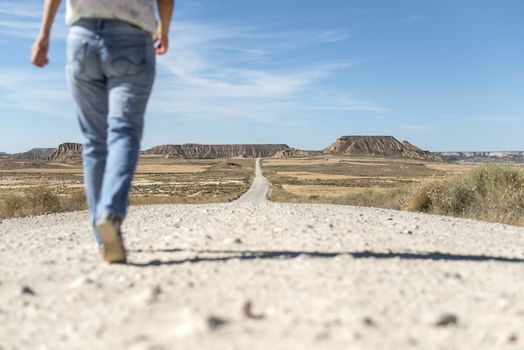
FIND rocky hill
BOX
[11,148,56,160]
[323,136,442,161]
[142,144,289,159]
[46,143,83,161]
[272,148,322,158]
[434,151,524,164]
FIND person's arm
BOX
[31,0,62,68]
[154,0,174,55]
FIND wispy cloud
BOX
[0,1,67,39]
[0,2,383,126]
[0,69,73,118]
[396,15,429,24]
[151,19,381,123]
[0,2,42,18]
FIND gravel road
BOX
[1,159,524,350]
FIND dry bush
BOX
[404,180,445,212]
[0,187,86,219]
[404,165,524,226]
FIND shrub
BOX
[28,187,61,215]
[404,165,524,226]
[0,187,87,219]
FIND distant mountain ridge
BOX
[272,148,322,158]
[9,138,521,163]
[434,151,524,163]
[142,144,289,159]
[11,148,55,160]
[322,136,442,161]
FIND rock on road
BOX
[1,159,524,350]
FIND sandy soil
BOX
[282,184,389,197]
[1,159,524,350]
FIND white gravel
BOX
[1,159,524,350]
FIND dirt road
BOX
[1,159,524,349]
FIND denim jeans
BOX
[66,19,155,242]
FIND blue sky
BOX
[1,0,523,153]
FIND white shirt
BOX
[66,0,157,35]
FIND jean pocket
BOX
[106,39,148,76]
[66,35,87,76]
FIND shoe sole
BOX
[97,219,126,264]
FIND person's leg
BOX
[97,27,156,222]
[65,25,108,243]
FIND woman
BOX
[31,0,174,264]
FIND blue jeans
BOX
[66,19,155,242]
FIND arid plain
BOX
[0,155,473,219]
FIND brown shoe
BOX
[96,213,126,264]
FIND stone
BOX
[508,333,518,344]
[20,286,35,296]
[362,316,377,327]
[207,315,229,331]
[434,313,458,327]
[242,300,265,320]
[223,237,243,245]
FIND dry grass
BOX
[264,157,524,226]
[424,162,474,173]
[263,156,441,210]
[282,184,390,197]
[278,171,366,180]
[0,158,255,219]
[0,187,86,218]
[404,164,524,226]
[135,164,208,174]
[269,183,409,210]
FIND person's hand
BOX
[152,32,168,55]
[31,34,50,67]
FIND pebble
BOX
[242,300,265,320]
[20,286,35,296]
[507,333,518,344]
[444,272,462,280]
[173,309,229,337]
[205,315,228,330]
[434,313,458,327]
[222,237,243,245]
[362,316,377,327]
[147,285,163,304]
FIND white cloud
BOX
[0,3,383,126]
[0,2,43,18]
[0,69,73,119]
[150,19,381,123]
[0,1,67,39]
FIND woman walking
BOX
[31,0,174,263]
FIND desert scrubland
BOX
[264,156,524,227]
[2,154,524,227]
[0,157,255,219]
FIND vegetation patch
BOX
[0,158,255,219]
[404,165,524,226]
